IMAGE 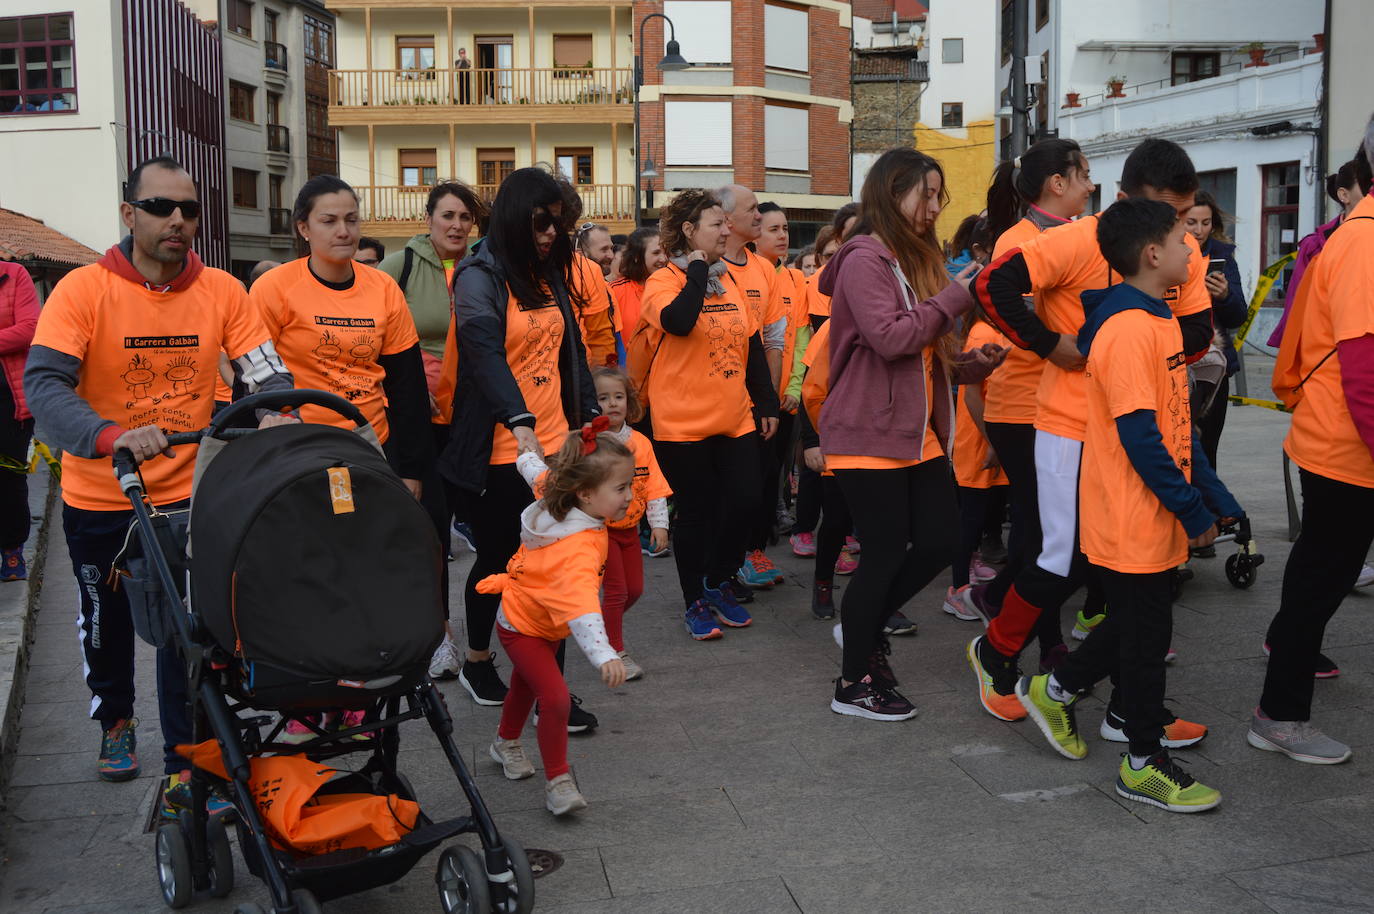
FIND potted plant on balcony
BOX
[1242,41,1269,67]
[1105,75,1126,99]
[1063,90,1081,108]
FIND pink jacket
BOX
[0,262,40,420]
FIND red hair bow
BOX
[580,415,611,455]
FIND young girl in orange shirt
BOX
[478,422,631,815]
[593,366,671,679]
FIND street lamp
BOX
[641,145,661,216]
[634,13,690,227]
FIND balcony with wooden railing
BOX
[356,183,637,235]
[328,67,634,125]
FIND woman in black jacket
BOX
[1183,191,1249,470]
[440,168,599,712]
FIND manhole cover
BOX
[525,848,564,879]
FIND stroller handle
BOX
[208,389,369,433]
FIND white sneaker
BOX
[832,622,843,648]
[428,637,461,681]
[618,651,644,681]
[545,773,588,816]
[489,738,535,780]
[1356,564,1374,588]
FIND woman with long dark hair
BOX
[819,148,1004,721]
[441,168,599,718]
[636,189,779,639]
[609,226,666,343]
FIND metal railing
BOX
[329,67,634,108]
[356,183,636,224]
[265,41,288,73]
[266,124,290,153]
[269,207,292,235]
[1069,47,1312,107]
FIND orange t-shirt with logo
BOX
[1079,307,1192,573]
[479,526,608,642]
[251,258,419,442]
[607,428,673,529]
[640,263,758,442]
[825,348,944,471]
[33,264,274,511]
[806,262,832,318]
[984,217,1049,425]
[954,321,1012,489]
[569,253,615,367]
[777,265,811,399]
[610,278,645,342]
[489,289,570,464]
[1017,214,1209,441]
[723,249,789,335]
[1284,195,1374,487]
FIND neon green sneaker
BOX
[1016,674,1087,760]
[1070,610,1106,641]
[1116,752,1221,813]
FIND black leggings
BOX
[835,459,957,683]
[461,463,535,653]
[418,424,461,619]
[792,464,822,534]
[655,433,762,606]
[1193,375,1230,471]
[983,422,1039,606]
[748,412,794,552]
[954,486,1008,588]
[0,383,33,549]
[814,474,852,584]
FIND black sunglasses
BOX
[531,209,559,233]
[130,197,202,220]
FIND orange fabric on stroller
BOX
[177,741,420,856]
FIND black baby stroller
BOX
[116,390,533,914]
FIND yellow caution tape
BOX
[1228,394,1291,413]
[1232,251,1297,350]
[27,440,61,479]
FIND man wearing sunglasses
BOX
[24,155,296,818]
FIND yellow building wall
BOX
[912,119,996,249]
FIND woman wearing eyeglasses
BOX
[440,167,599,712]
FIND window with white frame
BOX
[765,103,808,172]
[942,38,963,63]
[662,1,732,65]
[764,4,808,73]
[665,100,732,165]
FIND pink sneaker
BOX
[835,547,859,576]
[845,535,861,554]
[969,558,997,583]
[790,532,816,557]
[943,586,980,621]
[338,710,373,740]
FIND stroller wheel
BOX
[436,845,491,914]
[489,837,535,914]
[155,823,193,909]
[207,815,234,898]
[1226,554,1258,589]
[291,888,324,914]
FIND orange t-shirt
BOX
[825,349,944,471]
[777,265,811,399]
[490,288,570,464]
[33,264,273,511]
[569,253,615,367]
[954,321,1012,489]
[723,249,789,334]
[607,428,673,529]
[640,263,758,442]
[610,278,645,342]
[806,262,832,318]
[479,524,608,642]
[1079,307,1192,573]
[1018,214,1209,441]
[251,258,419,442]
[984,217,1050,425]
[1284,195,1374,487]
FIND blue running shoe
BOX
[451,521,477,553]
[684,599,723,640]
[737,554,775,588]
[97,718,140,782]
[702,579,753,628]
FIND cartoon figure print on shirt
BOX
[310,316,378,402]
[119,335,204,426]
[1165,349,1190,472]
[701,311,746,380]
[515,304,563,390]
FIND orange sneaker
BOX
[1099,711,1207,748]
[967,636,1027,722]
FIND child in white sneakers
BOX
[479,420,630,815]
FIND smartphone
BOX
[1207,257,1227,274]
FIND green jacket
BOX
[378,234,454,360]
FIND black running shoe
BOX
[868,637,898,692]
[830,676,917,721]
[458,654,508,706]
[883,609,917,636]
[567,694,598,733]
[726,575,756,604]
[811,580,835,619]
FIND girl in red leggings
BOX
[594,367,671,680]
[478,421,632,815]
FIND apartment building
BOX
[998,0,1325,326]
[636,0,853,243]
[0,0,230,267]
[326,0,636,249]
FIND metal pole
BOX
[1011,0,1029,156]
[634,52,642,227]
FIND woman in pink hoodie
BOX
[0,262,38,581]
[819,148,1005,721]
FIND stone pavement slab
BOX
[4,382,1374,912]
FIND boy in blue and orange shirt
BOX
[1016,197,1243,813]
